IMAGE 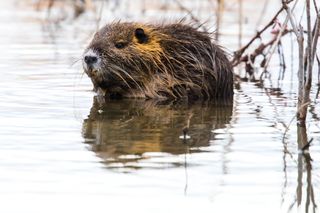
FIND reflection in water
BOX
[284,125,317,213]
[82,97,233,169]
[293,126,316,213]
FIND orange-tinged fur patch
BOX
[132,25,167,64]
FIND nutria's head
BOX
[83,22,167,98]
[83,22,234,100]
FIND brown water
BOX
[0,1,320,213]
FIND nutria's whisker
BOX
[109,64,144,94]
[70,57,83,67]
[108,66,133,90]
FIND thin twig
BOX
[282,101,310,140]
[174,0,207,31]
[232,6,285,65]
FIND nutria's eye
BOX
[94,47,103,53]
[135,28,148,44]
[115,42,127,49]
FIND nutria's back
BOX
[82,22,233,100]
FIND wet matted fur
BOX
[83,22,234,101]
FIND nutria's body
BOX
[83,22,233,100]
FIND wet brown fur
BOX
[84,22,234,100]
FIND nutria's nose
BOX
[84,55,98,65]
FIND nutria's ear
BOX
[135,28,148,44]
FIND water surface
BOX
[0,1,319,213]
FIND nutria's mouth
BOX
[91,77,130,99]
[84,67,99,78]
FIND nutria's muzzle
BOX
[83,49,101,77]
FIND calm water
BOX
[0,1,319,213]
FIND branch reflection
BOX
[288,125,317,212]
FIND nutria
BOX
[82,22,233,100]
